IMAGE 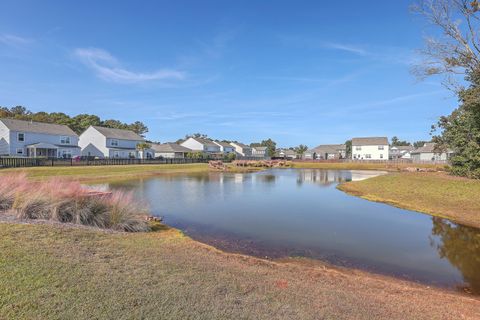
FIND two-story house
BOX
[252,146,268,158]
[230,142,252,157]
[0,118,80,158]
[79,126,148,159]
[180,137,221,153]
[351,137,389,160]
[212,141,235,154]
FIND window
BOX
[355,146,361,151]
[129,152,136,158]
[380,154,384,159]
[113,151,120,158]
[365,154,372,159]
[17,133,25,142]
[60,136,71,144]
[60,150,72,159]
[16,148,24,155]
[378,145,384,150]
[111,139,119,146]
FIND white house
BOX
[0,118,80,158]
[79,126,149,159]
[252,146,268,158]
[213,141,235,153]
[389,145,414,160]
[151,143,191,159]
[352,137,389,160]
[277,148,297,160]
[180,137,221,153]
[230,142,252,157]
[411,143,453,162]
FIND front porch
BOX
[26,143,58,158]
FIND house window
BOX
[113,151,120,158]
[365,154,372,159]
[378,146,384,150]
[60,150,72,159]
[111,139,119,146]
[60,136,71,144]
[128,152,136,158]
[355,146,361,151]
[16,148,24,155]
[380,154,384,159]
[17,133,25,142]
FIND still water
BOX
[101,169,480,293]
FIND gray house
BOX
[0,118,80,158]
[151,143,192,159]
[306,144,346,160]
[411,143,453,162]
[79,126,148,159]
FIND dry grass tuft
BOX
[0,172,149,232]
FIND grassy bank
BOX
[1,222,479,320]
[0,163,210,182]
[339,172,480,228]
[292,161,445,171]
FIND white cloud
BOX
[0,34,33,47]
[321,42,367,55]
[73,47,186,83]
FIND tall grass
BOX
[0,172,149,232]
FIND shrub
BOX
[0,172,149,232]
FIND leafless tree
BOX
[411,0,480,91]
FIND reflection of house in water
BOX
[296,170,351,186]
[255,174,276,184]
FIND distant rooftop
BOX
[352,137,388,146]
[0,118,77,136]
[151,143,191,153]
[92,126,144,141]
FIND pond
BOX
[100,169,480,294]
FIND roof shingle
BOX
[92,126,144,141]
[0,118,77,136]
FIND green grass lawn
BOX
[0,163,210,182]
[1,222,479,320]
[339,172,480,228]
[292,161,446,171]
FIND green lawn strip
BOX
[338,172,480,228]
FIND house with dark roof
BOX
[151,143,192,159]
[411,143,453,162]
[79,125,150,159]
[180,137,221,153]
[351,137,389,160]
[0,118,80,158]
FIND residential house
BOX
[411,142,453,162]
[212,141,236,154]
[389,145,414,160]
[351,137,389,160]
[180,137,221,153]
[277,148,297,160]
[151,143,191,159]
[252,146,268,158]
[230,142,252,157]
[79,126,150,159]
[309,144,346,160]
[0,118,80,158]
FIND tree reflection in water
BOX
[430,217,480,294]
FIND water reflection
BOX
[430,217,480,294]
[100,169,480,293]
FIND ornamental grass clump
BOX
[0,172,149,232]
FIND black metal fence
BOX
[0,157,209,169]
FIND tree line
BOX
[0,106,149,136]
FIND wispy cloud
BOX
[0,34,33,47]
[73,47,186,84]
[321,42,367,56]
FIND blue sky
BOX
[0,0,456,146]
